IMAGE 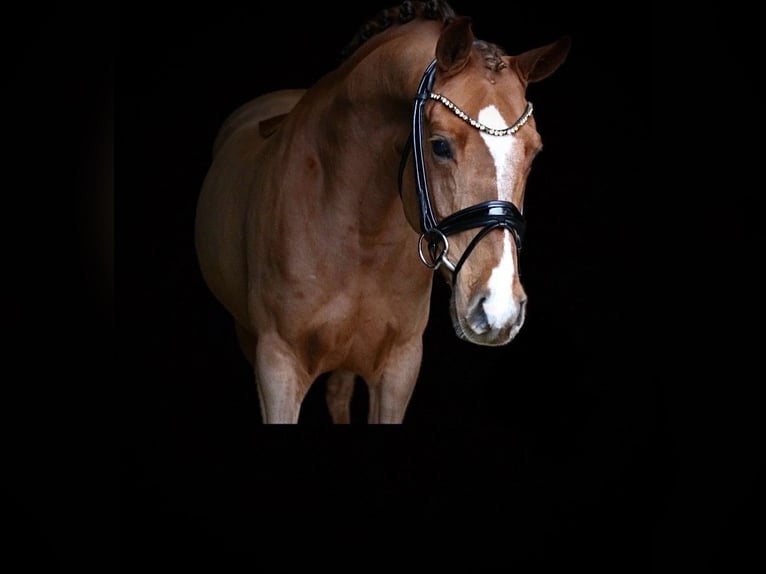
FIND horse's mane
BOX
[337,0,509,72]
[338,1,456,62]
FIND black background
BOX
[117,0,760,570]
[4,1,763,571]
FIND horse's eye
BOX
[431,139,453,160]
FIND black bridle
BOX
[398,59,528,280]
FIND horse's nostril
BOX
[515,298,527,326]
[468,296,490,334]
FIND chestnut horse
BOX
[195,1,570,423]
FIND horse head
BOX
[400,16,570,346]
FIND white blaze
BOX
[478,106,523,328]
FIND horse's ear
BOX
[514,35,571,84]
[435,16,474,77]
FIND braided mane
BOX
[337,1,509,73]
[337,0,456,62]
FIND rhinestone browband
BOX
[428,93,533,136]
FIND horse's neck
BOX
[308,22,441,226]
[341,20,443,102]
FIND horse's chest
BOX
[293,289,427,378]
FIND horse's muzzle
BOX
[451,290,527,346]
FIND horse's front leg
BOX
[325,370,356,424]
[253,333,312,424]
[367,339,424,424]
